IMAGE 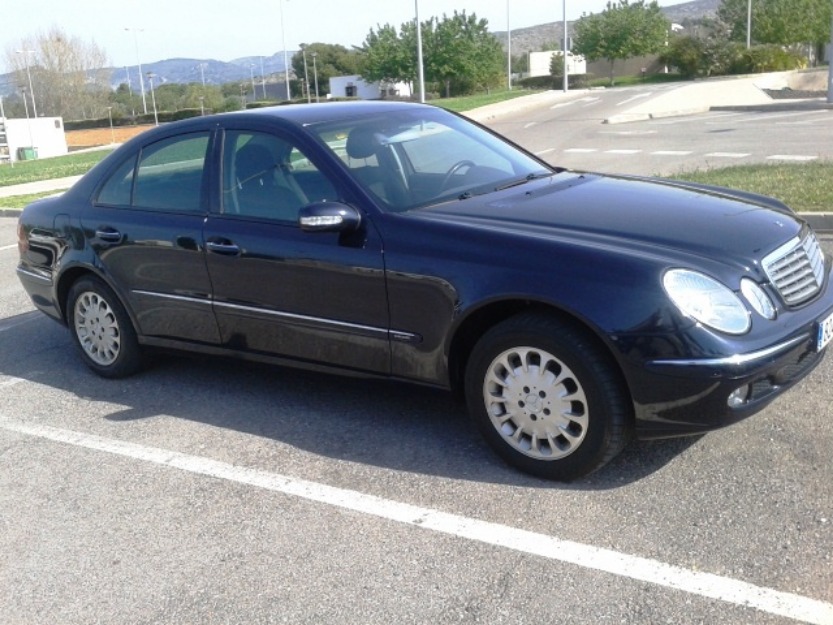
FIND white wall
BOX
[329,75,412,100]
[2,117,68,162]
[528,51,587,78]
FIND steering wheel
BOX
[440,160,475,191]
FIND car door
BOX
[84,130,221,344]
[202,128,391,373]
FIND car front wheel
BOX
[67,276,142,378]
[465,313,632,481]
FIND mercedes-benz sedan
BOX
[16,101,833,480]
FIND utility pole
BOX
[828,2,833,104]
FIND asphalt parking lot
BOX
[1,215,832,624]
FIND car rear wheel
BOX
[67,276,142,378]
[465,313,632,481]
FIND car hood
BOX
[419,172,803,268]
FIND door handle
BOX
[95,227,122,243]
[205,239,241,255]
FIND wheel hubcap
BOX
[483,347,588,460]
[74,291,121,366]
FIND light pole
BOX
[311,52,320,103]
[250,64,257,101]
[125,28,148,114]
[199,96,205,116]
[17,50,38,118]
[20,87,34,152]
[746,0,752,49]
[106,107,115,144]
[828,6,833,104]
[415,0,425,103]
[279,0,290,100]
[146,73,158,126]
[301,45,311,103]
[506,0,512,90]
[563,0,569,93]
[260,56,267,100]
[198,62,207,87]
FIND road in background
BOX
[485,86,833,176]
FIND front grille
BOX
[762,231,825,306]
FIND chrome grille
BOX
[762,231,825,306]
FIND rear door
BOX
[84,130,220,344]
[202,127,391,373]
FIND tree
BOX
[360,11,503,98]
[660,35,707,77]
[359,23,415,87]
[573,0,670,83]
[717,0,832,53]
[290,43,361,98]
[4,27,110,120]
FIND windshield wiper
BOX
[494,172,553,192]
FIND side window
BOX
[97,132,210,212]
[222,131,338,222]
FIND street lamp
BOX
[301,45,311,104]
[563,0,569,93]
[506,0,512,91]
[199,96,205,116]
[746,0,752,49]
[106,106,115,144]
[125,28,148,114]
[260,57,267,100]
[146,72,158,126]
[311,52,320,103]
[16,50,37,118]
[250,64,257,101]
[415,0,425,103]
[279,0,290,100]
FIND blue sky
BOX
[3,0,684,70]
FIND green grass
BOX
[0,150,112,187]
[0,191,62,209]
[434,88,543,113]
[671,161,833,212]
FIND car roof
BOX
[210,100,438,128]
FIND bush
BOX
[517,74,592,90]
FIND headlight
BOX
[662,269,751,335]
[740,278,776,320]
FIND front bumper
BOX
[631,318,830,439]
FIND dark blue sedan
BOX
[15,101,833,480]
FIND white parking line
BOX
[564,148,598,153]
[767,155,818,162]
[705,152,751,158]
[1,415,831,625]
[524,122,537,129]
[605,149,642,155]
[651,151,693,156]
[0,243,19,252]
[616,93,651,107]
[534,148,556,156]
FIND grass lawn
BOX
[435,88,544,113]
[671,161,833,213]
[0,150,112,188]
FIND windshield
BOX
[308,107,552,212]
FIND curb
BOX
[1,209,22,218]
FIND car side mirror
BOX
[298,201,362,233]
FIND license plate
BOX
[818,311,833,352]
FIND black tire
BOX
[464,312,632,481]
[66,276,143,378]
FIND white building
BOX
[528,51,587,78]
[0,116,69,164]
[329,75,412,100]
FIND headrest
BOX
[235,143,275,182]
[346,126,384,159]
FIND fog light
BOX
[727,385,751,408]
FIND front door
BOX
[203,129,390,374]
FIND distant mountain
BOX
[493,0,720,56]
[0,53,293,98]
[107,53,293,91]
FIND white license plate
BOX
[818,311,833,352]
